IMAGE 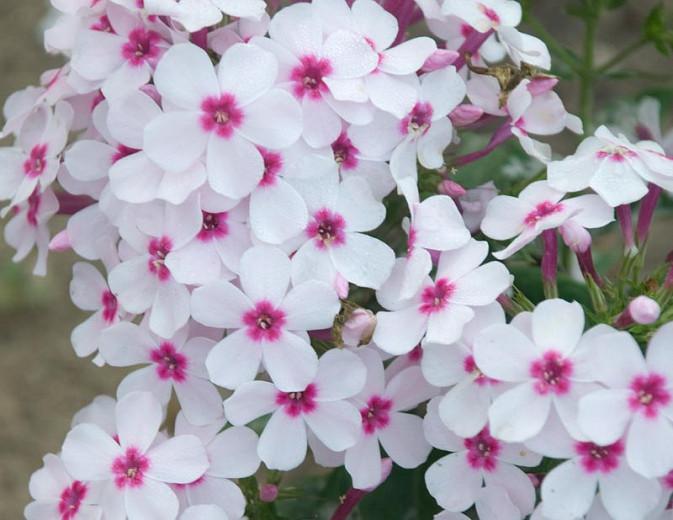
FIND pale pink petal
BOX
[116,391,162,452]
[144,112,208,173]
[71,31,124,80]
[305,400,362,452]
[238,89,302,149]
[224,380,278,425]
[206,330,263,389]
[422,67,465,118]
[239,245,290,306]
[109,153,164,204]
[99,322,154,366]
[335,177,386,232]
[484,463,536,516]
[258,410,307,470]
[282,280,340,332]
[149,280,191,338]
[425,452,482,512]
[217,43,277,105]
[331,232,395,289]
[250,180,308,244]
[345,435,382,490]
[351,0,397,50]
[473,324,538,382]
[145,434,209,484]
[61,424,121,481]
[174,377,223,426]
[191,280,251,329]
[380,37,437,75]
[314,349,367,401]
[206,132,263,198]
[418,117,454,169]
[379,412,431,468]
[577,389,632,445]
[439,382,492,438]
[263,331,318,392]
[532,300,584,355]
[481,195,529,240]
[108,257,157,314]
[208,426,260,479]
[426,303,475,345]
[322,30,378,79]
[599,465,662,520]
[421,342,469,387]
[373,306,427,356]
[268,3,322,57]
[626,413,673,478]
[488,383,551,442]
[435,239,488,282]
[301,97,342,149]
[365,73,419,118]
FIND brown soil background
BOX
[0,1,670,518]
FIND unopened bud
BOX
[559,221,591,253]
[259,484,278,503]
[49,229,72,252]
[334,273,349,299]
[438,179,466,198]
[421,49,459,72]
[449,104,484,127]
[628,296,660,325]
[342,308,376,347]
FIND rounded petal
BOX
[379,412,431,468]
[238,89,302,148]
[224,380,278,425]
[373,307,427,356]
[345,435,382,490]
[207,133,264,198]
[488,383,551,442]
[625,413,673,478]
[145,434,209,484]
[217,43,278,105]
[250,180,308,244]
[577,389,632,445]
[262,331,318,392]
[207,426,261,479]
[532,299,584,356]
[331,233,395,289]
[124,479,179,520]
[191,280,251,329]
[473,324,538,382]
[282,280,340,332]
[305,400,362,452]
[425,453,482,512]
[144,112,208,173]
[61,424,121,481]
[541,459,596,520]
[174,377,224,426]
[206,330,263,389]
[314,349,367,401]
[116,391,162,452]
[257,410,307,470]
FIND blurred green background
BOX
[0,1,670,518]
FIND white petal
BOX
[625,413,673,478]
[473,324,538,382]
[238,89,302,148]
[379,412,431,468]
[206,330,263,389]
[577,389,632,445]
[425,452,482,512]
[218,43,277,105]
[345,435,382,490]
[149,280,191,338]
[532,300,584,355]
[174,377,224,426]
[331,232,395,289]
[599,465,662,520]
[145,434,209,483]
[191,280,251,329]
[426,304,475,345]
[258,410,307,470]
[282,280,340,332]
[314,349,367,401]
[116,391,162,452]
[124,480,178,520]
[144,112,208,173]
[322,30,378,79]
[61,424,121,481]
[207,133,264,199]
[488,383,551,442]
[208,426,261,479]
[305,400,362,452]
[262,331,318,392]
[373,306,427,355]
[250,180,308,244]
[224,380,278,425]
[541,459,597,520]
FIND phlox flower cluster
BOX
[2,0,673,519]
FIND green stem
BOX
[596,38,647,73]
[579,13,598,133]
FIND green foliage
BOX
[644,3,673,55]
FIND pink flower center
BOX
[112,144,140,163]
[276,384,318,417]
[26,189,42,227]
[112,448,149,489]
[150,342,188,382]
[401,102,433,136]
[360,395,393,435]
[628,373,671,418]
[331,132,359,171]
[174,475,206,490]
[307,208,346,249]
[147,236,172,281]
[101,290,118,324]
[90,15,114,33]
[243,301,287,342]
[460,23,475,38]
[464,355,496,387]
[464,428,501,472]
[23,144,48,179]
[121,28,162,67]
[478,3,501,24]
[58,481,87,520]
[596,146,637,162]
[408,344,423,362]
[664,470,673,490]
[530,350,573,395]
[200,94,244,139]
[575,440,624,474]
[259,148,283,187]
[198,211,229,242]
[290,55,332,100]
[420,278,455,315]
[524,201,564,227]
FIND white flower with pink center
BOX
[481,181,613,260]
[4,187,59,276]
[474,300,603,444]
[578,322,673,478]
[0,104,70,207]
[423,396,540,516]
[99,322,223,426]
[540,438,662,520]
[251,2,379,148]
[144,42,302,199]
[191,245,340,391]
[72,395,119,439]
[173,413,260,518]
[548,125,673,207]
[71,4,170,99]
[105,90,207,205]
[313,0,437,117]
[224,349,366,470]
[331,129,396,200]
[108,197,202,338]
[344,349,437,490]
[143,0,266,32]
[373,239,511,355]
[180,504,230,520]
[422,303,506,438]
[25,453,102,520]
[291,174,395,290]
[61,391,209,520]
[70,262,125,364]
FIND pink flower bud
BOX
[628,296,660,325]
[342,308,376,347]
[421,49,459,72]
[259,484,278,503]
[334,273,349,299]
[527,77,559,96]
[559,221,592,253]
[48,229,72,252]
[449,104,484,127]
[438,179,467,198]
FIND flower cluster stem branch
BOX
[453,29,495,70]
[541,229,558,299]
[596,38,647,73]
[616,204,636,254]
[55,193,95,215]
[452,122,513,167]
[636,183,662,245]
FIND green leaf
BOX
[644,4,673,55]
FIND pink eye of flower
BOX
[121,28,161,67]
[258,148,283,187]
[530,350,573,395]
[360,395,393,435]
[401,102,433,136]
[112,447,150,489]
[150,342,188,382]
[198,211,229,242]
[26,189,42,227]
[147,236,172,281]
[307,209,346,249]
[290,55,332,100]
[628,373,671,418]
[420,278,455,315]
[331,132,359,171]
[112,144,140,163]
[58,481,87,520]
[596,146,637,162]
[200,94,244,139]
[575,440,624,474]
[464,428,501,471]
[101,290,118,324]
[90,15,114,33]
[478,3,501,24]
[523,200,564,227]
[23,144,48,179]
[276,384,318,417]
[463,355,496,386]
[243,301,287,342]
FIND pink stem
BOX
[616,204,635,252]
[576,247,602,286]
[453,29,494,70]
[56,193,95,215]
[636,183,662,244]
[309,329,333,342]
[330,488,368,520]
[190,28,209,51]
[541,229,558,293]
[613,308,634,328]
[452,122,513,167]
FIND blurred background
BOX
[0,1,670,517]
